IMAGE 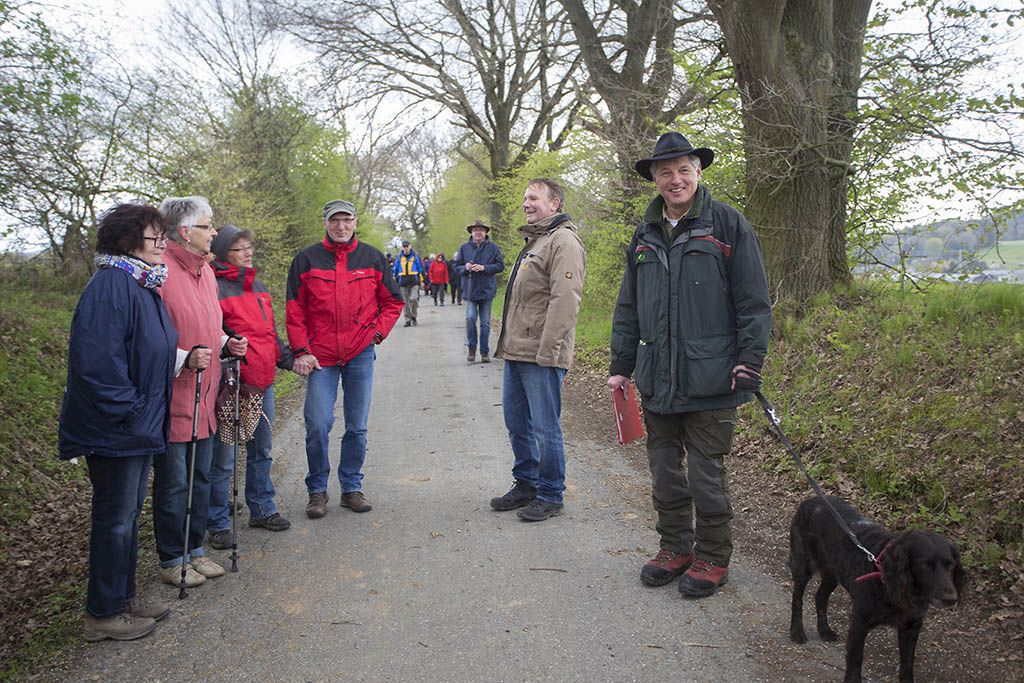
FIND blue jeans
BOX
[152,437,213,568]
[209,386,278,532]
[502,361,568,504]
[466,299,493,353]
[304,345,375,494]
[85,454,151,617]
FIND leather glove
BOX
[732,366,762,392]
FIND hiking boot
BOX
[228,500,244,516]
[127,596,171,622]
[341,491,372,513]
[190,556,225,578]
[678,559,729,598]
[404,320,413,327]
[640,549,695,587]
[490,480,536,511]
[83,612,157,642]
[249,512,291,531]
[208,528,233,550]
[467,350,476,363]
[481,352,490,363]
[412,317,417,326]
[306,491,329,519]
[517,498,564,522]
[159,563,205,587]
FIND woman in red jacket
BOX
[206,226,294,549]
[429,252,450,306]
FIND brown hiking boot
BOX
[467,350,476,363]
[678,559,729,598]
[306,491,329,519]
[83,612,157,642]
[341,491,372,513]
[127,596,171,622]
[640,549,695,587]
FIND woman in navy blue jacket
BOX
[59,204,179,642]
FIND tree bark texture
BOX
[708,0,869,301]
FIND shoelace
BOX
[689,559,714,574]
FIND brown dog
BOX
[788,496,965,683]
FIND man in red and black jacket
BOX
[286,199,404,519]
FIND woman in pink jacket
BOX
[153,196,247,588]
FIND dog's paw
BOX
[819,627,839,642]
[790,628,808,644]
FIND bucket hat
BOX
[635,132,714,181]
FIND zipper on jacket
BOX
[257,298,268,322]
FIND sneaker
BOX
[83,612,157,642]
[490,480,536,511]
[517,498,564,522]
[341,491,372,513]
[209,528,233,550]
[467,350,476,363]
[481,353,490,363]
[306,491,329,519]
[249,512,291,531]
[678,559,729,598]
[640,549,695,587]
[159,563,205,587]
[189,556,226,578]
[127,596,171,622]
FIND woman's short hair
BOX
[159,195,213,244]
[95,203,168,256]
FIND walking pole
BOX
[228,357,241,573]
[179,362,205,600]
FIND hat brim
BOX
[466,224,491,233]
[635,148,714,181]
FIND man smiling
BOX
[286,200,404,519]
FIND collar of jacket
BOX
[164,239,209,278]
[519,212,574,239]
[322,234,359,255]
[213,260,257,289]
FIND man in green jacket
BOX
[492,178,586,522]
[608,132,771,597]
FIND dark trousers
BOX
[450,284,462,304]
[644,407,737,565]
[85,453,152,617]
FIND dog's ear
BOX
[883,532,917,609]
[951,543,967,606]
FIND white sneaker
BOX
[160,563,205,587]
[189,556,226,578]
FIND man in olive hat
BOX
[454,220,504,362]
[608,132,772,598]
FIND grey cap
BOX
[323,199,356,219]
[211,224,252,262]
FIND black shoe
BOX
[248,512,291,531]
[412,317,417,326]
[481,353,490,363]
[490,481,536,511]
[209,529,233,550]
[517,498,564,522]
[227,500,244,516]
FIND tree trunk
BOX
[708,0,870,301]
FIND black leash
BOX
[753,390,878,565]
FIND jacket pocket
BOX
[683,335,736,398]
[634,340,654,398]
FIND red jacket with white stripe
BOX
[285,235,404,366]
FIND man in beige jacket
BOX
[491,178,586,522]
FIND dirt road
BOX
[54,302,852,682]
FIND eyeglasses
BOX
[143,235,168,244]
[184,224,214,231]
[229,244,254,253]
[327,216,356,225]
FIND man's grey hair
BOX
[651,154,702,175]
[160,196,213,243]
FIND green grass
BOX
[977,239,1024,267]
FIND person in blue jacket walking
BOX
[454,220,505,362]
[59,203,180,642]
